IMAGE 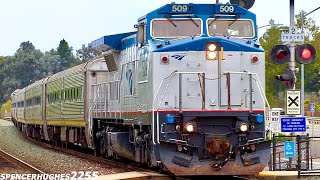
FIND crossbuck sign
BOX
[286,90,301,115]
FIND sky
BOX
[0,0,320,56]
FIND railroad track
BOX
[0,149,44,174]
[24,135,161,175]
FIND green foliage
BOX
[0,99,11,118]
[266,133,291,142]
[0,39,82,105]
[57,39,77,71]
[76,44,101,62]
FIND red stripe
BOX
[93,109,265,114]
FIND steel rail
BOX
[23,135,156,174]
[0,149,45,174]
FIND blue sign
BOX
[281,117,306,132]
[158,4,193,14]
[284,141,295,158]
[215,4,246,14]
[311,103,315,113]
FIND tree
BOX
[0,99,12,118]
[39,52,61,76]
[13,42,44,87]
[76,44,101,62]
[57,39,76,71]
[295,11,319,42]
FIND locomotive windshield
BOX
[151,18,202,38]
[207,19,254,38]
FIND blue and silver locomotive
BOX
[12,1,270,176]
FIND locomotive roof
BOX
[90,32,136,52]
[145,3,255,20]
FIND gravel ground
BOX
[0,120,127,175]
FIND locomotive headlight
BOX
[186,124,194,132]
[208,44,217,51]
[206,42,219,60]
[239,123,249,132]
[207,52,217,60]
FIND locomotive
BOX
[12,0,270,176]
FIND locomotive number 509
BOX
[219,5,234,13]
[172,5,188,12]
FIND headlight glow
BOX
[207,52,217,59]
[186,124,194,132]
[239,123,248,132]
[208,44,217,51]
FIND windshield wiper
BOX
[165,15,177,27]
[208,18,218,27]
[228,15,240,27]
[189,18,199,28]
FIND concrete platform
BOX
[258,171,298,177]
[96,171,172,180]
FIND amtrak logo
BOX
[126,69,133,95]
[171,54,186,61]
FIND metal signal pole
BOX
[289,0,296,77]
[289,0,296,169]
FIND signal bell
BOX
[295,44,316,64]
[276,69,295,90]
[270,45,290,64]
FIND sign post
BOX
[311,102,315,137]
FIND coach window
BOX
[151,18,202,38]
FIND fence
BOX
[269,134,320,178]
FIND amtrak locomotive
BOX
[12,1,270,176]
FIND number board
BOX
[158,4,193,14]
[215,4,245,14]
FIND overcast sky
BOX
[0,0,319,56]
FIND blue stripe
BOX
[151,37,263,52]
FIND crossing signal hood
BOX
[270,45,290,64]
[295,44,316,64]
[276,69,295,90]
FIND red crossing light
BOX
[270,45,290,64]
[296,44,316,64]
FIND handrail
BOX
[152,69,177,145]
[222,71,270,109]
[88,85,101,138]
[152,70,205,144]
[223,71,270,139]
